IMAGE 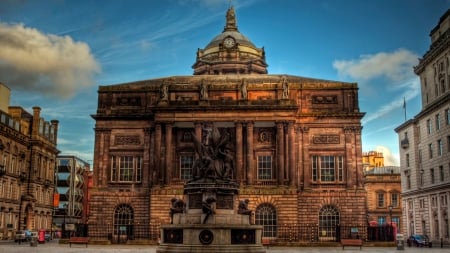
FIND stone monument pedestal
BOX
[157,180,265,253]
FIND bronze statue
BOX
[169,198,185,224]
[238,199,253,224]
[202,196,216,224]
[190,123,235,182]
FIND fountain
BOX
[157,123,265,253]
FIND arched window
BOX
[113,204,134,240]
[255,203,277,238]
[319,205,339,241]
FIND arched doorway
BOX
[113,204,134,244]
[255,203,277,239]
[319,205,340,241]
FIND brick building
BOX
[364,166,402,230]
[89,7,366,243]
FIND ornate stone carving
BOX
[312,95,337,104]
[258,129,273,143]
[114,135,141,145]
[312,135,340,144]
[115,96,141,106]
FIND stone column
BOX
[288,121,296,187]
[143,128,151,187]
[246,122,254,184]
[165,123,173,185]
[235,121,243,183]
[296,125,303,189]
[354,126,363,188]
[154,123,162,184]
[344,127,354,188]
[300,126,310,189]
[277,122,285,185]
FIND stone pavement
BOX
[0,240,448,253]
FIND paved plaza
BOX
[0,240,448,253]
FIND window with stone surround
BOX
[257,154,273,180]
[110,155,142,183]
[436,113,441,131]
[114,204,134,237]
[311,155,344,183]
[446,108,450,125]
[319,205,339,240]
[255,203,277,238]
[391,192,399,208]
[180,155,194,180]
[427,119,432,134]
[377,192,385,208]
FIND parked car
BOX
[14,230,26,243]
[407,234,432,247]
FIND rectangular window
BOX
[180,155,194,180]
[440,166,444,182]
[406,153,410,167]
[320,156,335,182]
[418,149,422,164]
[446,108,450,125]
[312,156,318,182]
[311,155,344,182]
[427,119,432,134]
[119,156,133,182]
[420,199,425,209]
[110,155,142,183]
[406,175,411,189]
[436,114,441,131]
[430,168,435,184]
[377,192,385,208]
[378,216,386,225]
[257,155,273,180]
[337,156,344,181]
[429,143,433,159]
[438,139,443,156]
[447,136,450,153]
[391,193,399,208]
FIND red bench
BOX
[69,237,89,247]
[341,239,363,250]
[262,238,271,248]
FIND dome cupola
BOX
[192,6,268,75]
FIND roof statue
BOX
[224,6,238,31]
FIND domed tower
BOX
[192,6,268,75]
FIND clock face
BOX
[223,37,235,48]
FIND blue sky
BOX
[0,0,448,165]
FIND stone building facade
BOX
[89,7,366,242]
[364,166,402,230]
[0,82,59,239]
[395,9,450,241]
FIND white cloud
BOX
[375,146,399,166]
[332,49,419,83]
[0,22,100,99]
